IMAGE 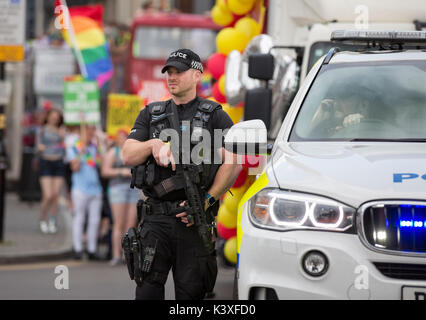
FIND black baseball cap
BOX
[161,49,203,74]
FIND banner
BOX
[64,79,100,125]
[106,94,144,137]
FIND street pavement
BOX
[0,192,235,300]
[0,259,235,300]
[0,193,73,264]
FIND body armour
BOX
[131,97,222,202]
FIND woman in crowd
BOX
[101,129,139,266]
[36,108,66,234]
[67,125,103,260]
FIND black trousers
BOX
[135,214,217,300]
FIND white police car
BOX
[226,30,426,300]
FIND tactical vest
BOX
[132,98,222,202]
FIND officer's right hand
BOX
[150,139,176,171]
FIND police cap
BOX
[161,49,203,74]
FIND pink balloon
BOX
[212,81,227,103]
[232,167,248,188]
[207,53,227,80]
[217,221,237,240]
[242,155,260,168]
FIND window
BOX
[290,60,426,141]
[308,42,364,72]
[132,26,216,60]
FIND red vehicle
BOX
[125,13,220,104]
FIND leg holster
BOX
[123,200,160,287]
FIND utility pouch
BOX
[136,200,151,226]
[130,164,146,189]
[145,162,156,187]
[142,239,158,274]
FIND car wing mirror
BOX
[224,120,267,155]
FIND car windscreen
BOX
[289,59,426,142]
[308,42,364,72]
[132,26,216,60]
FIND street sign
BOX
[33,47,75,95]
[64,80,100,125]
[106,94,144,137]
[0,0,26,62]
[0,80,11,105]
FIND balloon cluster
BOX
[207,0,262,125]
[208,0,264,266]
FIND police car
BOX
[225,30,426,300]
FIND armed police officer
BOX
[122,49,241,300]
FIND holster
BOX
[123,200,158,287]
[122,227,143,286]
[136,199,150,227]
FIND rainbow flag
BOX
[57,2,113,88]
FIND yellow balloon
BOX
[228,0,255,15]
[218,75,226,95]
[235,16,261,40]
[224,183,248,211]
[222,103,244,124]
[217,204,237,229]
[223,194,239,214]
[216,27,249,55]
[224,236,238,264]
[211,5,234,27]
[207,96,219,103]
[216,0,228,11]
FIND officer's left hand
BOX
[176,201,194,227]
[176,200,210,227]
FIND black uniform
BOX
[128,96,233,300]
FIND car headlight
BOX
[249,188,355,231]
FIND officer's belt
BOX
[152,175,185,198]
[146,199,186,216]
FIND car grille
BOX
[373,262,426,280]
[358,202,426,255]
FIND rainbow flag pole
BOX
[59,0,88,78]
[57,0,113,88]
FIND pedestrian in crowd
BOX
[97,131,115,259]
[63,125,80,209]
[122,49,241,299]
[101,129,139,266]
[67,124,103,260]
[36,108,66,234]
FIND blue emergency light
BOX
[399,220,426,228]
